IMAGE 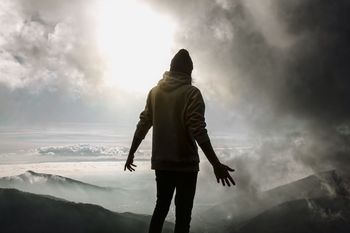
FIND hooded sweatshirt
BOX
[134,71,210,171]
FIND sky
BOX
[0,0,349,180]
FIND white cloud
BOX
[0,0,104,94]
[37,144,131,157]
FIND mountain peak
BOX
[0,171,109,191]
[24,170,44,177]
[264,169,350,201]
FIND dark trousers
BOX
[148,170,198,233]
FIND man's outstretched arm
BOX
[124,91,153,172]
[199,140,235,187]
[186,88,235,186]
[124,134,143,171]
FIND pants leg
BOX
[174,172,198,233]
[148,170,176,233]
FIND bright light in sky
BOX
[96,0,177,93]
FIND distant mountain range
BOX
[0,188,173,233]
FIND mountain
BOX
[233,197,350,233]
[262,170,350,203]
[0,170,148,213]
[195,170,350,233]
[0,188,173,233]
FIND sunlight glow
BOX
[96,0,177,93]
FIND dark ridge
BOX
[264,170,350,200]
[0,188,174,233]
[198,170,350,232]
[233,197,350,233]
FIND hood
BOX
[157,71,191,91]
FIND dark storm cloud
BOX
[275,0,350,172]
[264,0,350,172]
[276,0,350,125]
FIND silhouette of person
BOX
[125,49,235,233]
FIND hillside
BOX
[262,170,350,202]
[0,171,137,212]
[234,197,350,233]
[0,188,173,233]
[195,170,350,232]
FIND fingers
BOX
[226,166,235,172]
[128,164,135,171]
[228,175,236,186]
[220,177,234,187]
[124,163,136,172]
[224,178,231,187]
[217,174,236,187]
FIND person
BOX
[124,49,235,233]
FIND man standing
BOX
[125,49,235,233]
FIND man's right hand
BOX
[213,163,235,187]
[124,155,137,172]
